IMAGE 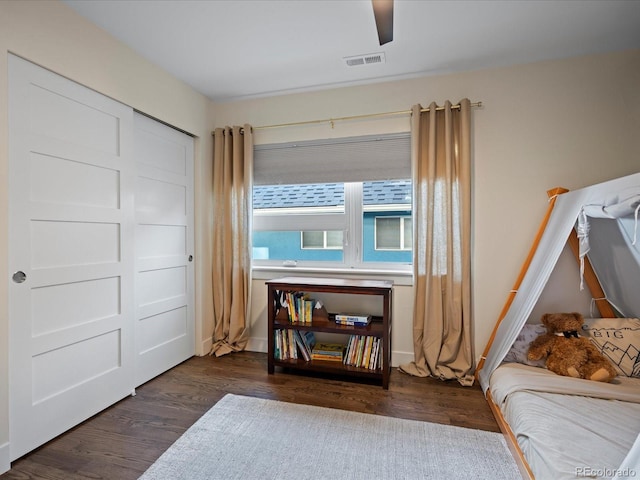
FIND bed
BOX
[490,362,640,479]
[488,318,640,479]
[476,175,640,479]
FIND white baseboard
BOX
[0,442,10,475]
[390,351,414,368]
[199,336,212,356]
[199,336,266,357]
[246,336,267,353]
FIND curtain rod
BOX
[211,101,482,135]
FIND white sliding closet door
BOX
[133,113,195,386]
[8,55,135,460]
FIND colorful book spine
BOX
[363,336,373,369]
[341,335,381,369]
[311,342,344,361]
[335,313,371,325]
[311,354,344,362]
[284,292,315,324]
[344,335,355,365]
[274,329,281,360]
[275,328,317,362]
[274,329,288,360]
[293,330,311,361]
[287,329,296,359]
[370,338,379,370]
[335,319,370,326]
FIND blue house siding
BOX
[253,210,410,264]
[253,231,343,262]
[363,211,412,263]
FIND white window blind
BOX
[253,133,410,185]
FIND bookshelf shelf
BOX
[266,276,393,389]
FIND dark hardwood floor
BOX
[1,351,499,479]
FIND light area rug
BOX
[139,393,520,480]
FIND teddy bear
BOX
[527,312,617,382]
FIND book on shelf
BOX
[274,329,281,360]
[311,342,344,362]
[275,329,297,360]
[356,336,365,366]
[293,330,316,361]
[287,330,292,360]
[292,330,309,361]
[334,313,372,326]
[343,335,355,365]
[283,291,316,324]
[343,335,381,369]
[363,336,373,369]
[344,335,355,365]
[274,329,316,361]
[369,337,379,370]
[352,335,363,365]
[311,354,344,362]
[277,329,287,360]
[300,330,316,352]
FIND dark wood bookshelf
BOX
[266,276,393,389]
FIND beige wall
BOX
[0,1,214,469]
[213,49,640,368]
[0,0,639,471]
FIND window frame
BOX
[252,182,412,272]
[251,132,412,274]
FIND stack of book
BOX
[274,329,316,361]
[334,313,371,326]
[311,342,344,362]
[284,292,315,324]
[343,335,381,370]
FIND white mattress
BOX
[490,363,640,480]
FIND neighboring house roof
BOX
[363,180,411,206]
[253,180,411,209]
[254,183,343,208]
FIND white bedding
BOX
[491,363,640,405]
[490,363,640,480]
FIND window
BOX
[252,182,346,263]
[362,180,412,263]
[301,231,344,249]
[252,134,411,271]
[375,216,412,250]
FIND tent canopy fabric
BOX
[478,172,640,392]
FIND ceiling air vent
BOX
[344,52,386,67]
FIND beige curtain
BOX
[399,100,474,386]
[210,125,253,357]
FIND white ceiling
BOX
[63,0,640,103]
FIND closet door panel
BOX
[133,113,195,386]
[8,55,135,461]
[29,152,120,208]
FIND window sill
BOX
[251,265,414,286]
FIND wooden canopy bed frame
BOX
[476,181,640,479]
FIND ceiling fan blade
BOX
[372,0,394,45]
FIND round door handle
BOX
[12,271,27,284]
